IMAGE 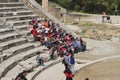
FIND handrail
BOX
[22,0,78,37]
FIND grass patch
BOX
[77,21,108,30]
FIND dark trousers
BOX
[74,47,78,53]
[64,63,69,70]
[38,58,43,64]
[66,77,73,80]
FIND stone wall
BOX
[48,2,82,24]
[48,2,67,22]
[0,0,20,2]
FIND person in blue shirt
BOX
[72,39,78,54]
[70,53,75,75]
[36,52,44,66]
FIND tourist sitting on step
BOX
[15,70,28,80]
[79,37,87,52]
[43,19,48,29]
[40,35,45,45]
[37,20,43,29]
[36,52,44,66]
[76,37,82,52]
[31,17,37,25]
[31,25,38,42]
[29,22,33,31]
[81,41,87,52]
[72,38,79,54]
[44,37,53,49]
[49,46,56,60]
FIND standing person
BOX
[107,14,110,23]
[62,53,70,70]
[64,65,73,80]
[102,11,106,22]
[15,70,28,80]
[70,53,75,75]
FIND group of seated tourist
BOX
[30,17,86,58]
[15,17,87,80]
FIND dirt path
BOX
[67,24,120,63]
[67,24,120,80]
[74,58,120,80]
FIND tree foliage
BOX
[49,0,120,15]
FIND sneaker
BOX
[41,64,45,66]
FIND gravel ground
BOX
[74,58,120,80]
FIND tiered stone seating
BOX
[0,0,46,79]
[1,50,61,80]
[0,0,88,80]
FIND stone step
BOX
[34,61,83,80]
[0,2,24,7]
[0,28,14,35]
[4,14,39,21]
[0,30,30,43]
[1,50,49,80]
[0,2,23,5]
[0,33,22,43]
[0,46,47,79]
[25,59,90,80]
[0,38,28,51]
[26,58,62,80]
[0,10,34,17]
[3,43,34,60]
[14,25,28,31]
[75,58,92,64]
[0,6,29,12]
[0,0,21,3]
[6,17,44,26]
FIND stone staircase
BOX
[0,0,87,80]
[0,0,46,79]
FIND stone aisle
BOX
[34,62,83,80]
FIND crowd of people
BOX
[15,17,87,80]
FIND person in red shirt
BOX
[64,65,73,80]
[31,26,37,41]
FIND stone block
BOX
[40,53,50,62]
